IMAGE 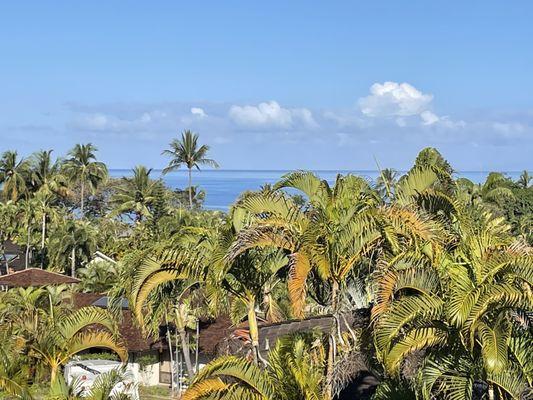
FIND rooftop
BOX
[0,268,81,287]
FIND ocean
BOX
[109,170,523,211]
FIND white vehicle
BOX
[64,359,140,400]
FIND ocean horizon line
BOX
[108,168,528,173]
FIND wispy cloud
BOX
[52,83,533,169]
[228,101,317,130]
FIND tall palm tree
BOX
[110,165,159,222]
[17,198,37,269]
[229,172,385,399]
[48,219,97,277]
[29,150,68,196]
[62,144,108,218]
[33,190,61,268]
[162,130,219,209]
[0,150,30,202]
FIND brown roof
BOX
[0,268,81,287]
[198,315,235,355]
[218,309,371,356]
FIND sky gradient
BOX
[1,1,532,171]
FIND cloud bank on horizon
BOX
[3,81,533,172]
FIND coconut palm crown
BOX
[162,130,219,209]
[62,143,108,218]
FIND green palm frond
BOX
[374,295,443,355]
[395,167,439,206]
[273,170,324,201]
[477,321,510,374]
[186,356,274,399]
[420,358,473,400]
[64,330,128,363]
[487,367,529,400]
[58,306,118,341]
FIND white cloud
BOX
[190,107,207,118]
[359,82,433,117]
[229,101,317,129]
[420,110,440,125]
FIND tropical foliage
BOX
[0,139,531,399]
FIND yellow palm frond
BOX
[287,252,312,318]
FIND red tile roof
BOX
[0,268,81,287]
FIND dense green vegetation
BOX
[0,135,531,399]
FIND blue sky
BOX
[1,1,532,171]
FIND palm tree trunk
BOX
[247,295,261,365]
[41,213,46,268]
[71,246,76,277]
[175,308,195,378]
[178,326,195,379]
[1,243,8,275]
[188,168,193,209]
[165,317,175,396]
[50,363,59,384]
[324,280,339,400]
[25,223,31,269]
[195,319,200,373]
[80,180,85,218]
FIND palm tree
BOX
[229,172,384,398]
[29,150,68,196]
[33,190,61,268]
[17,198,37,269]
[162,130,219,209]
[33,306,127,383]
[228,161,458,398]
[458,173,515,208]
[129,251,204,381]
[48,219,97,277]
[183,335,325,400]
[110,166,159,222]
[375,168,398,201]
[62,144,108,218]
[517,170,531,189]
[0,287,127,386]
[77,260,120,293]
[372,210,532,399]
[0,327,31,399]
[0,150,30,202]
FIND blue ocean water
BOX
[109,170,523,211]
